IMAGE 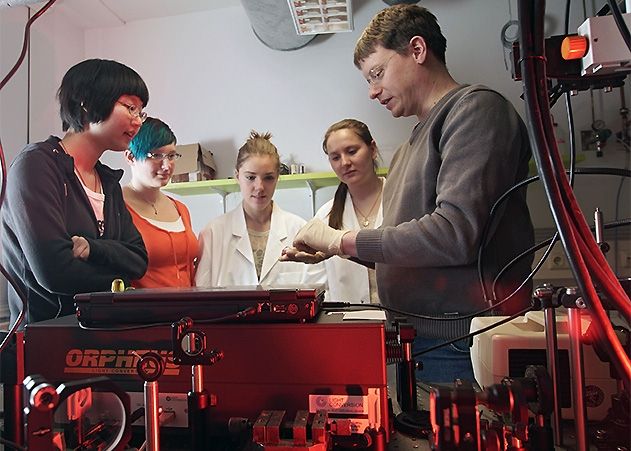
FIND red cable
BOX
[523,26,631,388]
[0,0,58,91]
[547,136,631,383]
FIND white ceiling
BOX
[33,0,240,28]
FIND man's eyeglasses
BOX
[146,152,182,162]
[118,101,147,122]
[367,53,396,86]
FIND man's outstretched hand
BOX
[279,218,349,263]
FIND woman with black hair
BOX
[1,58,149,327]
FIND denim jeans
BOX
[412,336,476,384]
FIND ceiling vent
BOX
[287,0,353,36]
[240,0,316,51]
[382,0,420,5]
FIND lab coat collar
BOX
[232,205,253,264]
[260,202,290,281]
[232,201,290,281]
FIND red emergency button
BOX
[561,35,588,60]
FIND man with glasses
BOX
[283,5,534,383]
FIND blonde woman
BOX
[196,131,325,287]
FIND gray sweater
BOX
[356,85,534,339]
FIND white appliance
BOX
[470,311,618,420]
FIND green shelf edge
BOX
[163,168,388,196]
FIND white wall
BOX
[1,6,29,164]
[0,6,29,323]
[84,2,419,225]
[77,0,630,230]
[0,5,85,321]
[1,4,85,158]
[87,3,417,177]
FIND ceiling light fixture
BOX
[287,0,353,36]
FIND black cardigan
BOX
[1,136,147,327]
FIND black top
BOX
[1,136,147,327]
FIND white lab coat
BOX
[315,178,385,303]
[195,202,326,288]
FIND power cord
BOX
[0,0,59,357]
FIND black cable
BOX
[129,407,145,424]
[0,265,27,354]
[322,302,382,312]
[327,219,629,325]
[477,167,630,309]
[493,219,631,302]
[565,98,577,187]
[608,0,631,53]
[614,140,630,274]
[412,305,533,359]
[520,0,631,387]
[529,0,609,320]
[614,85,630,274]
[500,238,556,298]
[0,437,27,451]
[363,219,629,324]
[322,302,481,321]
[78,320,179,331]
[324,297,528,323]
[490,77,579,304]
[77,306,258,332]
[549,84,565,107]
[321,301,352,309]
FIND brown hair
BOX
[322,119,379,230]
[236,130,280,173]
[354,4,447,67]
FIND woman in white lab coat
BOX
[195,131,325,287]
[315,119,385,303]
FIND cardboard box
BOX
[171,143,217,183]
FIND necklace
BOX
[131,186,159,215]
[354,182,383,227]
[73,168,101,193]
[139,194,158,215]
[60,140,101,193]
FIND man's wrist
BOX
[339,230,358,258]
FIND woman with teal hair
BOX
[123,117,198,288]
